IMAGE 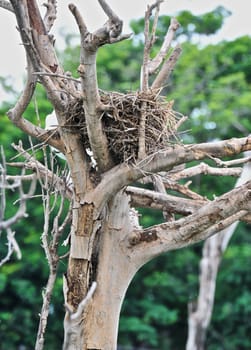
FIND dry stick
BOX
[163,178,206,201]
[11,143,73,200]
[0,147,36,266]
[11,0,67,112]
[139,1,162,160]
[63,281,97,350]
[0,0,13,12]
[4,27,63,151]
[171,162,242,181]
[148,17,180,75]
[43,0,57,33]
[35,149,70,350]
[152,44,182,90]
[0,169,36,231]
[209,154,251,167]
[152,175,175,220]
[141,1,162,90]
[126,185,205,215]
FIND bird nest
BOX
[66,90,181,164]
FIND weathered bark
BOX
[63,191,142,349]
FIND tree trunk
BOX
[63,191,141,350]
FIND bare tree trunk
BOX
[63,191,141,350]
[186,155,251,350]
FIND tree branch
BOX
[69,3,114,172]
[84,135,251,213]
[0,0,13,12]
[63,280,97,350]
[148,17,180,75]
[171,162,242,181]
[141,0,163,91]
[152,44,182,90]
[126,186,205,215]
[129,180,251,265]
[11,142,73,200]
[43,0,57,33]
[0,147,36,266]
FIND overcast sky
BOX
[0,0,250,100]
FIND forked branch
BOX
[129,180,251,265]
[84,135,251,214]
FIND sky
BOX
[0,0,250,101]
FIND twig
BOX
[0,146,36,266]
[63,281,97,350]
[11,143,73,200]
[33,71,81,84]
[209,154,251,167]
[152,44,182,90]
[43,0,57,33]
[70,282,97,320]
[148,17,180,75]
[126,185,205,216]
[141,0,163,91]
[171,162,242,181]
[0,0,13,12]
[35,146,71,350]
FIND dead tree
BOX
[1,1,251,349]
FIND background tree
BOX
[0,0,251,350]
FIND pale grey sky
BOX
[0,0,250,100]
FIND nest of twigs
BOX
[66,90,180,164]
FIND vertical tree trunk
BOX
[186,235,222,350]
[63,191,141,350]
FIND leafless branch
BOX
[141,0,163,91]
[63,280,97,350]
[171,162,242,181]
[152,44,182,90]
[163,178,206,200]
[210,154,251,167]
[152,175,175,220]
[0,146,36,266]
[129,180,251,266]
[69,3,114,172]
[43,0,57,33]
[126,185,205,215]
[148,17,180,75]
[0,0,13,12]
[35,147,71,350]
[85,135,251,213]
[11,142,73,200]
